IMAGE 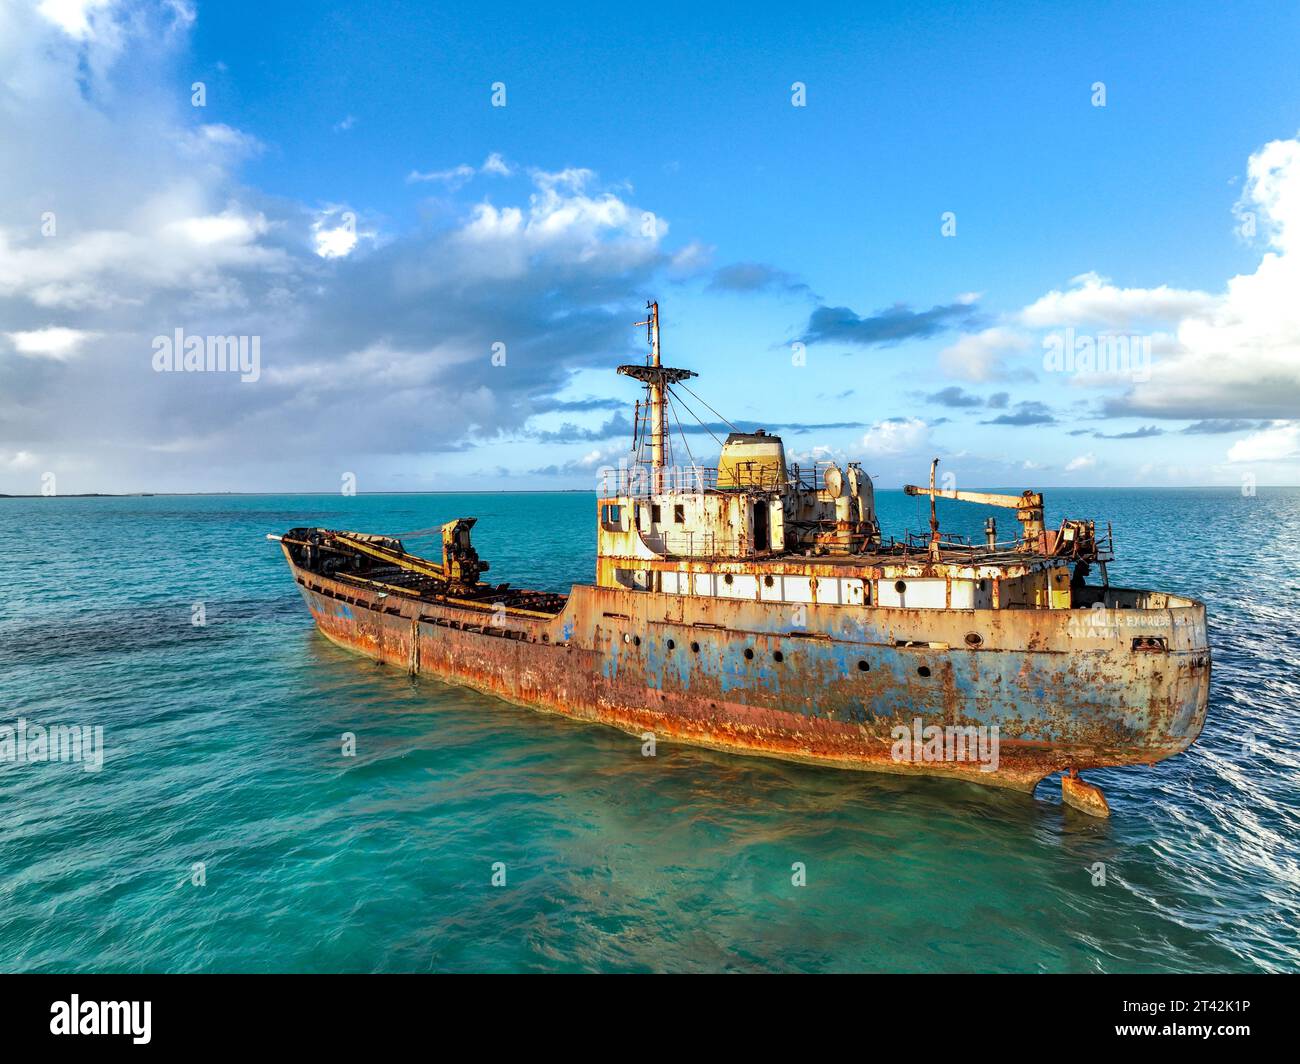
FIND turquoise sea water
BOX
[1,488,1297,973]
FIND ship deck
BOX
[319,562,570,616]
[656,543,1052,568]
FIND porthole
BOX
[743,648,754,660]
[857,660,870,672]
[964,632,983,648]
[633,635,641,647]
[917,665,931,677]
[666,638,676,650]
[690,641,701,653]
[773,650,784,663]
[724,574,734,585]
[764,575,774,588]
[895,580,907,594]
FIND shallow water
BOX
[1,488,1296,972]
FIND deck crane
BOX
[903,458,1104,569]
[904,459,1045,558]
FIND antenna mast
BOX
[634,302,665,487]
[618,300,697,495]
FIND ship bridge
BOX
[597,301,1109,615]
[599,301,881,590]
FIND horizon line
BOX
[3,485,1296,499]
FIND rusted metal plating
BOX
[274,301,1210,816]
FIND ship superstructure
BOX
[274,302,1210,817]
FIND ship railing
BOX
[788,460,855,493]
[901,530,1029,559]
[600,464,720,497]
[899,525,1116,563]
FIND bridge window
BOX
[674,504,685,523]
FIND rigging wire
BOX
[664,389,699,472]
[665,384,724,449]
[676,380,739,435]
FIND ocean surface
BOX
[1,488,1297,973]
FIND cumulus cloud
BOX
[860,417,929,455]
[1020,272,1216,329]
[0,3,690,492]
[1064,453,1096,472]
[1226,421,1300,463]
[1091,136,1300,421]
[937,326,1031,381]
[36,0,113,39]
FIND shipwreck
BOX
[272,302,1210,816]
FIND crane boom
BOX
[904,462,1046,551]
[904,485,1039,510]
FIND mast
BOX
[638,302,665,483]
[617,300,697,495]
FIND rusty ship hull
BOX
[275,300,1211,813]
[282,544,1209,795]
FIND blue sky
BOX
[2,0,1300,492]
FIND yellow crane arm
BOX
[903,485,1039,510]
[904,461,1046,554]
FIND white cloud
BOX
[1020,271,1216,329]
[408,163,475,186]
[531,167,595,193]
[1068,136,1300,420]
[311,208,360,259]
[445,169,663,281]
[481,152,511,176]
[0,2,691,492]
[6,326,99,360]
[576,443,629,469]
[188,124,262,159]
[36,0,112,40]
[1226,421,1300,463]
[164,208,267,247]
[407,153,513,186]
[938,327,1031,381]
[668,240,714,275]
[1,449,39,469]
[1064,453,1096,472]
[860,417,929,455]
